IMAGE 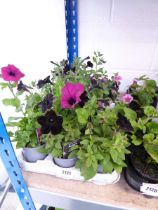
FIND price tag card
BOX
[140,183,158,197]
[54,167,74,179]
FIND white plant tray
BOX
[19,154,120,185]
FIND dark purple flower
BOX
[1,64,25,82]
[100,76,109,83]
[61,82,85,109]
[90,76,98,87]
[86,61,93,68]
[63,60,75,74]
[38,93,54,112]
[37,110,63,135]
[78,91,89,107]
[17,81,32,92]
[37,76,52,88]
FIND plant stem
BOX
[8,82,25,115]
[8,82,16,98]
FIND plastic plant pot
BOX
[53,157,77,168]
[23,145,47,163]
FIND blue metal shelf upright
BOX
[0,113,36,210]
[0,0,78,209]
[65,0,78,64]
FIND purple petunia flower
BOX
[38,93,54,112]
[61,82,85,109]
[37,76,52,88]
[1,64,25,82]
[17,81,32,92]
[122,94,133,104]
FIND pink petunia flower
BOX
[113,74,122,82]
[1,64,25,82]
[61,82,85,109]
[122,94,133,104]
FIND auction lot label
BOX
[141,183,158,196]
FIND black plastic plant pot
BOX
[124,156,149,192]
[130,146,158,183]
[124,149,158,192]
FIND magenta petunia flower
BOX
[1,64,25,82]
[61,82,85,109]
[122,94,133,104]
[113,74,122,82]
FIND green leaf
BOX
[81,139,89,145]
[143,133,155,144]
[110,149,118,163]
[144,141,158,163]
[51,149,62,158]
[132,135,142,146]
[137,92,152,106]
[102,158,113,173]
[0,82,8,89]
[147,122,158,134]
[76,160,97,180]
[76,108,89,124]
[2,98,20,108]
[113,164,123,173]
[145,80,156,88]
[86,157,92,167]
[144,106,157,117]
[95,154,104,160]
[124,107,137,121]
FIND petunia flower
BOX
[37,76,52,88]
[99,76,108,83]
[38,93,54,112]
[1,64,25,82]
[86,61,93,68]
[113,73,122,83]
[122,94,133,104]
[78,91,89,107]
[90,75,98,86]
[63,60,75,74]
[61,82,85,109]
[37,110,63,135]
[17,81,32,92]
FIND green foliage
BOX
[126,105,158,164]
[0,78,44,148]
[2,98,20,108]
[76,130,130,180]
[128,76,158,107]
[74,105,130,180]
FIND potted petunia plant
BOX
[36,52,131,179]
[126,75,158,117]
[0,64,48,162]
[122,105,158,192]
[118,77,158,192]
